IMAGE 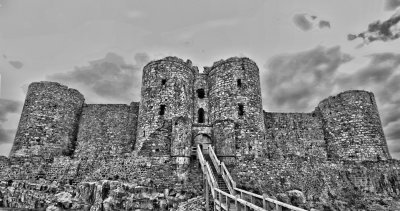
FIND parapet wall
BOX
[317,90,391,161]
[10,82,85,164]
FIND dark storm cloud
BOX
[385,0,400,10]
[0,99,22,143]
[318,20,331,29]
[293,14,313,31]
[348,12,400,44]
[263,46,352,111]
[47,52,149,103]
[8,60,23,69]
[293,13,331,31]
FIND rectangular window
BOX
[159,105,166,115]
[197,89,205,99]
[238,104,244,116]
[237,79,242,88]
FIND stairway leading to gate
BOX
[197,145,308,211]
[204,154,229,193]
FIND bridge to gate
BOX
[196,145,307,211]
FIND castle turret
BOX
[135,57,197,152]
[317,90,391,161]
[10,82,85,164]
[205,57,265,159]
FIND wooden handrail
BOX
[197,145,218,199]
[221,162,236,194]
[207,146,236,194]
[208,145,221,174]
[234,188,308,211]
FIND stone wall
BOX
[44,156,80,183]
[232,157,400,210]
[317,90,390,161]
[213,119,236,164]
[74,103,138,159]
[263,112,326,160]
[0,156,9,170]
[205,57,265,156]
[73,103,139,179]
[139,120,172,157]
[10,82,85,165]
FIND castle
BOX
[0,56,394,210]
[8,56,390,164]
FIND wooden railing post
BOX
[205,179,209,211]
[262,196,267,210]
[226,195,229,210]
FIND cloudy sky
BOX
[1,0,400,158]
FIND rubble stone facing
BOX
[10,82,85,163]
[213,119,236,164]
[75,103,138,159]
[317,90,390,161]
[263,112,326,160]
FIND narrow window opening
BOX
[143,131,145,137]
[161,79,167,85]
[238,104,244,116]
[237,79,242,88]
[197,89,205,99]
[198,108,205,123]
[159,105,166,115]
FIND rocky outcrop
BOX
[0,179,203,211]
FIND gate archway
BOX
[194,134,212,154]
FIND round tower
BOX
[317,90,391,161]
[10,82,85,163]
[135,57,197,153]
[205,57,265,157]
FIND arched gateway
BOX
[193,134,212,154]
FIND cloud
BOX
[47,52,149,103]
[385,0,400,10]
[348,11,400,44]
[318,20,331,29]
[292,13,331,31]
[8,60,23,69]
[263,46,352,111]
[0,99,22,143]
